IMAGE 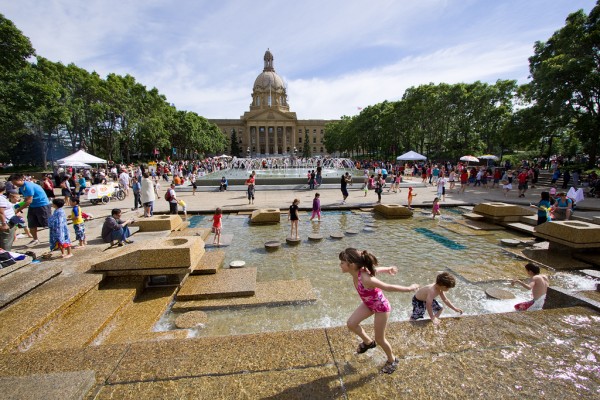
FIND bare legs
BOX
[347,303,394,362]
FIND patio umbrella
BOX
[479,154,499,161]
[460,155,479,163]
[215,154,232,159]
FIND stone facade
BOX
[209,50,336,156]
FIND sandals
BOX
[356,341,377,354]
[381,357,399,374]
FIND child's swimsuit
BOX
[356,269,391,313]
[514,294,546,312]
[410,295,442,320]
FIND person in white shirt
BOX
[118,169,130,197]
[0,183,17,251]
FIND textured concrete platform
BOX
[0,371,96,400]
[133,214,183,232]
[440,223,494,236]
[473,202,535,222]
[190,249,225,275]
[506,221,536,234]
[102,286,177,345]
[503,247,592,271]
[0,307,597,398]
[535,220,600,249]
[172,278,316,311]
[177,267,257,300]
[373,203,413,218]
[0,263,62,308]
[92,236,204,272]
[169,227,211,241]
[250,208,281,224]
[457,219,505,230]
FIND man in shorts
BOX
[10,174,51,247]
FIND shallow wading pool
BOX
[157,211,597,337]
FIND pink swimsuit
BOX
[356,269,391,313]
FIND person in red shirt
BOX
[517,169,529,198]
[459,170,469,194]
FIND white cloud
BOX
[2,0,593,120]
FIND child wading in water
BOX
[431,197,441,219]
[71,197,87,247]
[511,263,549,311]
[48,198,73,258]
[410,272,463,325]
[339,248,419,374]
[309,193,321,222]
[210,207,223,245]
[407,187,416,209]
[288,198,300,239]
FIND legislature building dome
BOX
[250,49,289,111]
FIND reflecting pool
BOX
[159,211,597,337]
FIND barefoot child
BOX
[210,207,222,245]
[410,272,463,325]
[431,197,441,219]
[339,248,419,374]
[48,198,72,258]
[511,263,549,311]
[288,198,300,239]
[309,193,321,222]
[407,187,416,209]
[70,197,87,247]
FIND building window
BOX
[313,129,316,134]
[313,137,316,143]
[313,147,316,152]
[320,147,324,152]
[299,137,302,143]
[320,129,324,135]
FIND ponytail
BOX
[339,248,378,276]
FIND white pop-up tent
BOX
[57,149,107,165]
[396,150,427,161]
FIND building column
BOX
[282,126,287,155]
[274,126,279,155]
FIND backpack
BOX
[165,190,173,201]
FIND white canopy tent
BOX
[58,161,92,168]
[396,151,427,161]
[57,150,107,165]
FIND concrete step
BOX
[519,215,538,226]
[101,286,177,345]
[177,268,257,301]
[190,250,224,275]
[463,212,485,221]
[24,278,143,352]
[0,273,102,353]
[172,278,316,311]
[0,263,62,309]
[505,222,536,234]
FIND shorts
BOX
[341,188,349,197]
[143,201,153,208]
[73,223,86,241]
[518,183,528,190]
[9,215,26,228]
[27,205,52,229]
[410,296,442,320]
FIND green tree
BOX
[302,131,311,157]
[230,129,241,157]
[0,14,36,160]
[528,3,600,167]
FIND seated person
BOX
[219,177,228,191]
[101,208,134,246]
[552,192,573,220]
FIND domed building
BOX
[210,50,335,156]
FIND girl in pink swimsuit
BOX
[339,248,419,374]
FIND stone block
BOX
[177,268,257,300]
[250,208,281,224]
[534,220,600,248]
[133,215,183,232]
[473,202,534,218]
[102,286,177,345]
[190,250,225,275]
[172,278,316,311]
[91,236,204,272]
[463,212,485,221]
[0,264,62,308]
[169,228,211,241]
[373,204,413,219]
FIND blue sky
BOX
[3,0,594,119]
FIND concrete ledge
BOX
[133,215,183,232]
[190,250,225,275]
[473,202,534,217]
[169,228,211,241]
[544,287,600,312]
[172,278,316,311]
[177,268,257,300]
[92,236,205,272]
[534,220,600,246]
[250,209,281,224]
[0,371,96,400]
[373,204,413,219]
